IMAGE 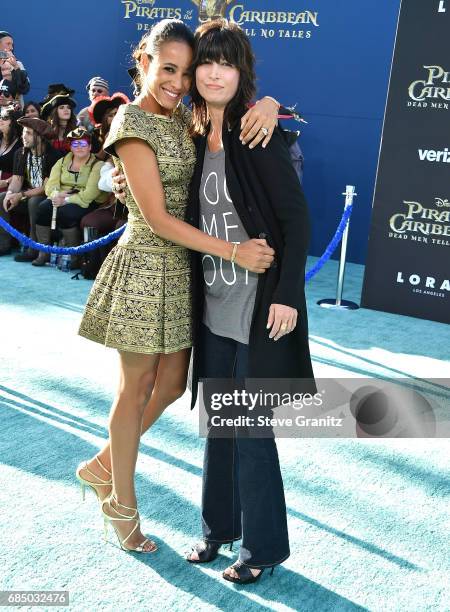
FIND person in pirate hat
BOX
[41,93,77,153]
[1,116,63,261]
[88,92,129,157]
[32,126,108,268]
[0,79,16,107]
[0,104,24,254]
[39,83,75,108]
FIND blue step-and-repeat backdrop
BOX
[1,0,401,265]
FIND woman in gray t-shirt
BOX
[186,20,314,586]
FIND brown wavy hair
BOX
[190,19,256,136]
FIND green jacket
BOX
[45,153,108,208]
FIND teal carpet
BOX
[0,254,449,611]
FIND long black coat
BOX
[186,122,315,408]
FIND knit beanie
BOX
[86,77,109,92]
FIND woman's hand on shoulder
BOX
[239,97,280,149]
[235,238,274,273]
[267,304,298,341]
[111,166,127,204]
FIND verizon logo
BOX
[418,148,450,162]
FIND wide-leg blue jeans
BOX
[199,324,290,568]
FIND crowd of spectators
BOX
[0,29,128,275]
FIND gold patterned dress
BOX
[78,103,197,354]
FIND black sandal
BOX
[222,560,275,584]
[186,540,233,564]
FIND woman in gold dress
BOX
[77,19,278,553]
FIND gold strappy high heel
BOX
[75,455,112,502]
[101,494,158,554]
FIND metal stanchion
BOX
[317,185,359,310]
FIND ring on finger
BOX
[260,127,269,136]
[280,323,288,331]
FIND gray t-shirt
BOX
[199,146,258,344]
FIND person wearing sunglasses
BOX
[32,126,108,268]
[0,79,15,108]
[77,76,110,132]
[0,104,22,255]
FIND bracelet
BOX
[230,243,238,263]
[264,96,281,111]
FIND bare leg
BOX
[101,349,159,551]
[140,347,191,432]
[79,349,190,501]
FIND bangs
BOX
[191,19,256,136]
[195,28,242,67]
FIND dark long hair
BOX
[48,105,77,137]
[14,138,53,178]
[0,106,22,146]
[190,19,256,136]
[22,101,42,117]
[132,19,195,93]
[95,109,116,161]
[100,108,117,143]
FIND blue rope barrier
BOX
[0,204,353,278]
[0,216,125,254]
[305,204,353,281]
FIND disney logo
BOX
[435,198,450,207]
